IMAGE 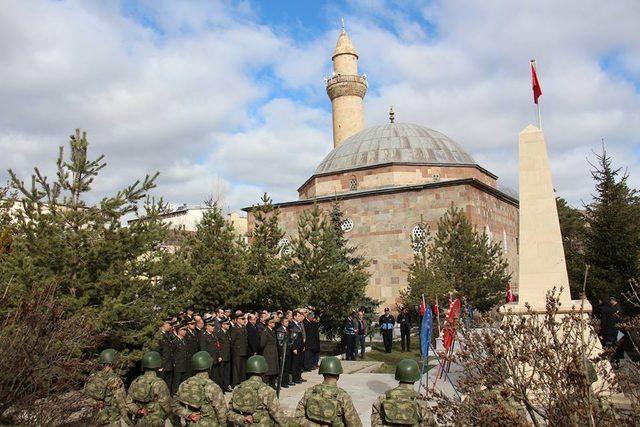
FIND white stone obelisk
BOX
[514,125,589,311]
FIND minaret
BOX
[326,22,367,147]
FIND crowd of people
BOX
[157,307,322,396]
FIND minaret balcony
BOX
[326,74,368,100]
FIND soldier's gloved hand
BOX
[243,415,254,424]
[96,401,105,410]
[189,413,202,422]
[137,408,148,416]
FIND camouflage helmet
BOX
[141,351,162,370]
[395,359,421,383]
[99,348,118,365]
[246,355,268,374]
[191,351,214,371]
[318,356,343,376]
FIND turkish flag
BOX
[531,63,542,104]
[506,283,516,303]
[433,303,439,316]
[443,298,461,350]
[419,296,427,316]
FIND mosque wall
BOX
[246,182,518,313]
[298,164,498,199]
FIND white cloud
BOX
[1,0,639,211]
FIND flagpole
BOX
[531,59,542,129]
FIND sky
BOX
[1,0,639,212]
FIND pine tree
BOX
[187,203,248,309]
[403,207,510,311]
[290,201,371,338]
[584,147,640,300]
[1,129,191,362]
[556,197,587,296]
[246,193,301,310]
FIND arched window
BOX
[503,229,508,253]
[411,225,427,253]
[341,218,354,233]
[349,176,358,191]
[278,237,292,256]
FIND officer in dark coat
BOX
[277,317,292,388]
[215,316,232,392]
[289,310,305,383]
[199,317,220,381]
[171,322,189,395]
[260,315,280,388]
[158,318,175,392]
[303,312,321,370]
[230,312,248,387]
[184,317,199,377]
[379,307,396,353]
[246,313,261,356]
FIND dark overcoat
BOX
[260,327,279,376]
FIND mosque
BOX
[243,27,519,310]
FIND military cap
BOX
[186,316,196,325]
[220,316,231,324]
[202,313,214,323]
[235,311,244,319]
[177,322,188,330]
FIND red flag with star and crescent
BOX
[531,62,542,104]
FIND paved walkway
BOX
[274,359,461,426]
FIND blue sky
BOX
[1,0,639,211]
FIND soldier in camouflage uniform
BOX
[173,351,228,426]
[84,348,133,426]
[295,356,362,427]
[371,359,435,427]
[127,351,173,426]
[228,355,291,426]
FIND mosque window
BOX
[503,229,508,253]
[349,177,358,191]
[341,218,354,233]
[432,174,440,182]
[278,238,292,256]
[411,225,427,253]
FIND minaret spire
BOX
[326,23,367,147]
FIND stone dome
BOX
[315,123,476,175]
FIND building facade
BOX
[244,28,518,310]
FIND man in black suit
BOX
[289,310,305,383]
[246,313,261,356]
[158,318,175,392]
[171,322,189,395]
[303,312,321,370]
[230,312,248,386]
[215,316,232,392]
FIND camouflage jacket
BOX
[295,382,362,427]
[127,370,172,427]
[173,371,227,426]
[84,367,133,426]
[228,375,290,426]
[371,384,435,427]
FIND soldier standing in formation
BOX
[199,316,220,382]
[230,312,248,387]
[185,317,199,376]
[371,359,436,426]
[83,349,132,426]
[173,351,228,426]
[295,356,362,427]
[228,355,290,426]
[158,318,175,393]
[127,351,173,426]
[172,322,189,395]
[216,317,232,392]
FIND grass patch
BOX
[366,341,437,374]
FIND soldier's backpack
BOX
[305,384,341,425]
[129,375,156,403]
[381,387,420,425]
[84,371,109,401]
[232,380,261,414]
[177,376,207,409]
